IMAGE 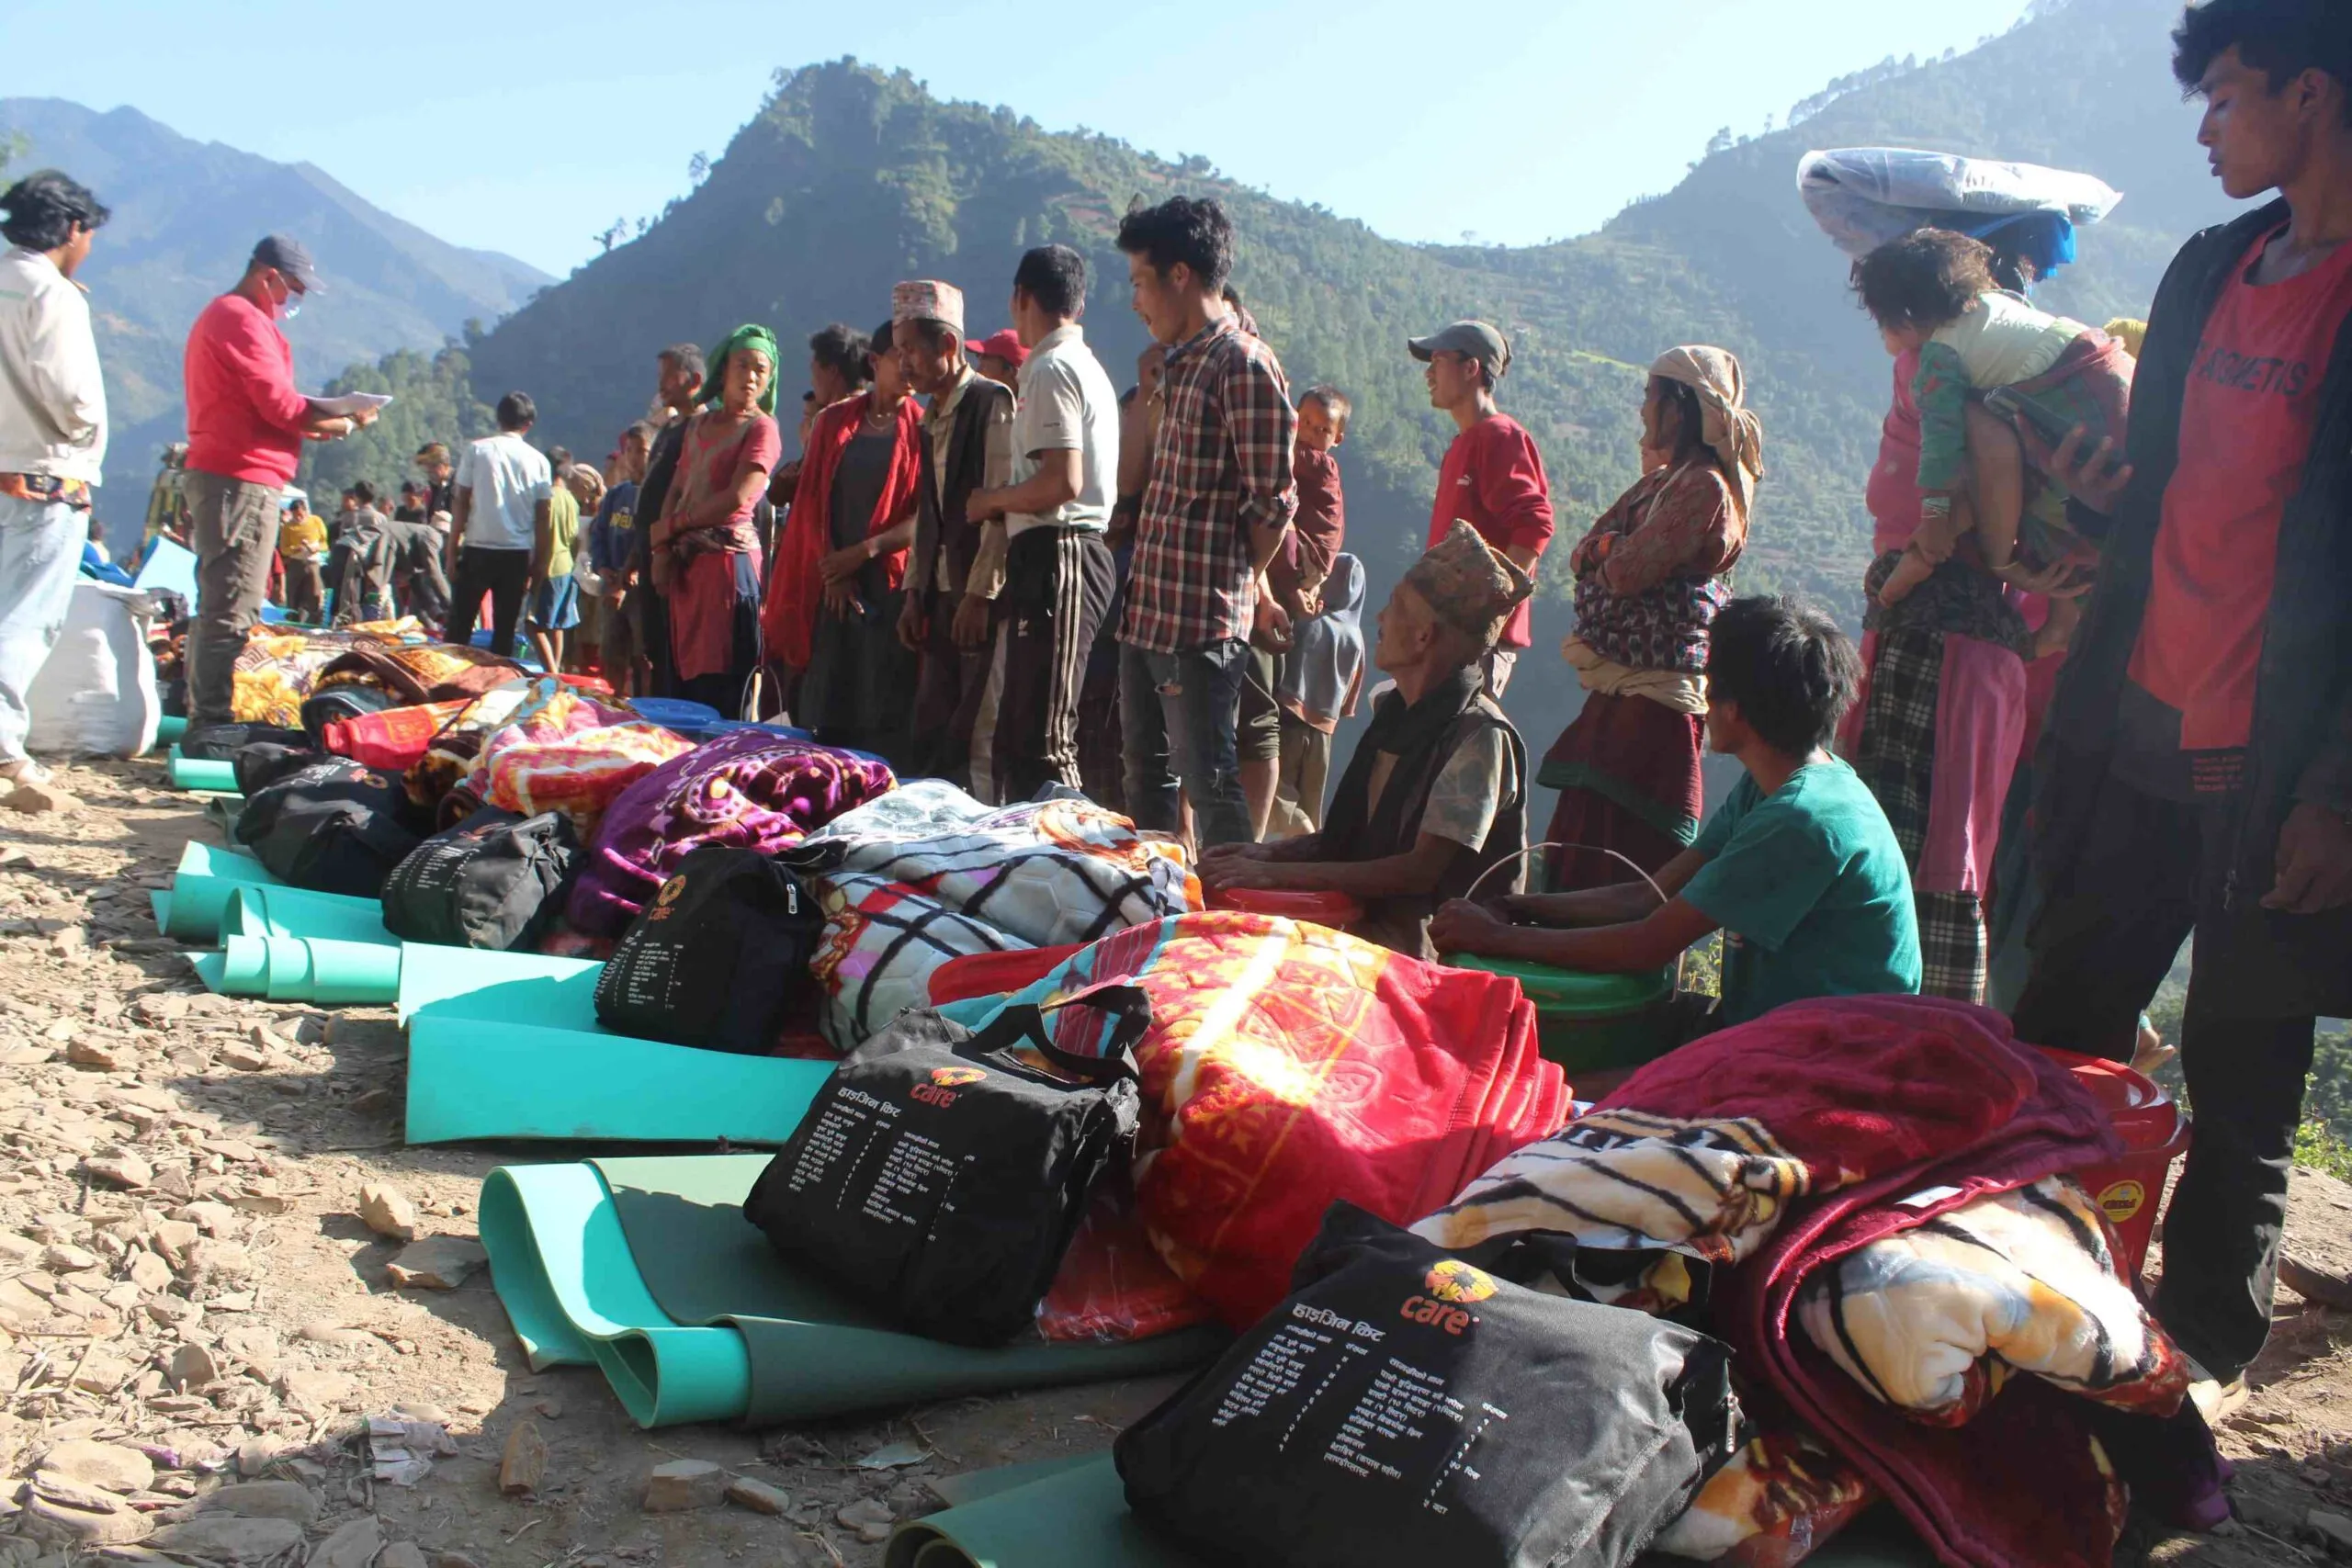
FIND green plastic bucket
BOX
[1449,955,1678,1074]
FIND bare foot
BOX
[1878,547,1934,608]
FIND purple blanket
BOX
[566,729,896,934]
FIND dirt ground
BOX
[0,755,2346,1566]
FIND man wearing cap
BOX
[413,442,456,520]
[1412,320,1555,696]
[893,279,1015,789]
[180,234,376,728]
[966,243,1122,804]
[967,329,1026,391]
[1201,522,1532,959]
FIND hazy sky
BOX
[14,0,2030,277]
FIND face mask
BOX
[279,290,303,321]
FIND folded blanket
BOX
[310,640,526,705]
[481,720,695,834]
[231,628,374,728]
[790,779,1198,948]
[1712,997,2150,1568]
[1793,1174,2188,1427]
[568,729,895,936]
[1651,1425,1874,1565]
[951,911,1570,1327]
[812,873,1026,1049]
[404,678,546,810]
[1415,994,2041,1296]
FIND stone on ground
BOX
[358,1180,420,1241]
[385,1234,486,1290]
[644,1458,730,1511]
[35,1437,153,1495]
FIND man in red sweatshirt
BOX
[1412,320,1555,695]
[180,234,374,728]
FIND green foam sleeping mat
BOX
[220,885,394,946]
[149,840,284,943]
[399,948,838,1145]
[477,1156,1221,1428]
[190,934,401,1005]
[166,748,239,793]
[882,1454,1940,1568]
[155,715,187,746]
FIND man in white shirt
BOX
[0,170,110,814]
[966,245,1122,802]
[447,390,553,660]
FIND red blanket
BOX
[985,911,1572,1326]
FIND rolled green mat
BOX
[168,753,239,793]
[294,937,401,1005]
[478,1156,1222,1428]
[884,1457,1941,1568]
[150,840,282,943]
[193,933,400,1006]
[887,1456,1193,1568]
[222,886,393,946]
[155,715,187,745]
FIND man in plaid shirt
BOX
[1116,197,1299,848]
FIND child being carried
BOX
[1854,229,2134,657]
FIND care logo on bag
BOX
[648,875,687,922]
[1423,1259,1498,1304]
[1401,1259,1495,1336]
[912,1066,987,1108]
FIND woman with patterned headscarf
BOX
[1539,345,1763,891]
[650,324,781,711]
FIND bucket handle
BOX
[1463,841,1686,994]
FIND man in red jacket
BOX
[1412,320,1555,695]
[180,234,374,728]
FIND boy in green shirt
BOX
[1430,594,1920,1026]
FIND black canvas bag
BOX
[181,721,309,761]
[232,755,429,897]
[593,846,824,1055]
[741,987,1154,1347]
[1114,1202,1743,1568]
[300,683,396,744]
[380,806,579,951]
[232,741,329,798]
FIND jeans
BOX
[443,546,531,662]
[1120,637,1252,849]
[0,492,86,765]
[185,468,285,727]
[2012,774,2324,1381]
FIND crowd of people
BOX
[0,0,2345,1428]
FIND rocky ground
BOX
[0,755,2346,1566]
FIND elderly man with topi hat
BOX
[1201,521,1533,959]
[893,276,1018,791]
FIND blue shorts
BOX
[529,573,581,631]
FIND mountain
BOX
[443,0,2238,778]
[0,98,550,502]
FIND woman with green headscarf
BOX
[649,323,782,710]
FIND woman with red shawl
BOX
[650,324,779,712]
[763,319,924,763]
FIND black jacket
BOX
[2040,200,2352,978]
[906,371,1013,597]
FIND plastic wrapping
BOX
[1797,147,2121,260]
